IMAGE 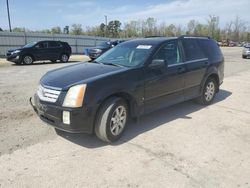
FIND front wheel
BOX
[22,55,33,65]
[196,78,217,105]
[60,54,69,63]
[95,97,128,142]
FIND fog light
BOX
[63,111,70,125]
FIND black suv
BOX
[84,40,125,60]
[31,36,224,142]
[6,40,72,64]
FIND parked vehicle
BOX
[84,40,125,60]
[30,36,224,142]
[6,41,72,65]
[221,39,229,47]
[242,44,250,59]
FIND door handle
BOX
[177,67,185,74]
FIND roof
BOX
[122,37,178,46]
[122,35,211,46]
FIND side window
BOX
[153,40,181,65]
[42,42,49,48]
[182,39,206,61]
[198,40,221,62]
[35,43,44,49]
[49,41,61,48]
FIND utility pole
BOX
[104,15,107,37]
[6,0,12,32]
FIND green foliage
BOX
[3,16,249,42]
[12,27,26,32]
[71,24,83,35]
[51,26,61,34]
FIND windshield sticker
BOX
[136,45,152,49]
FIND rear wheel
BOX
[60,54,69,63]
[95,97,128,142]
[22,55,33,65]
[196,78,217,105]
[242,55,246,59]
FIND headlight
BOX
[63,84,87,108]
[95,49,102,53]
[11,50,20,54]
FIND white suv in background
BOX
[242,44,250,59]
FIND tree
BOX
[145,17,157,36]
[12,27,25,32]
[63,26,69,34]
[71,24,83,35]
[107,20,121,37]
[207,15,220,40]
[187,20,197,35]
[51,26,61,34]
[99,23,106,37]
[232,16,246,41]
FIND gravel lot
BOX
[0,48,250,187]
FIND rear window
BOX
[182,39,206,61]
[198,39,222,62]
[49,41,61,48]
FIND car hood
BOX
[41,62,127,90]
[7,48,23,53]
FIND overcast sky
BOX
[0,0,249,30]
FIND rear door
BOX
[144,40,185,113]
[181,38,209,100]
[48,41,61,60]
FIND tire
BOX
[242,55,246,59]
[22,55,33,65]
[95,97,128,142]
[196,78,217,105]
[60,54,69,63]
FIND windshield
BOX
[95,44,154,67]
[23,42,37,48]
[98,41,111,48]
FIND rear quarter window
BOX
[182,39,206,61]
[198,39,222,62]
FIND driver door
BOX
[144,40,186,113]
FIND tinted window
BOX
[182,39,206,61]
[198,39,222,62]
[49,41,61,48]
[95,43,154,67]
[153,40,181,65]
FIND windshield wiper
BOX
[102,62,124,67]
[90,60,103,64]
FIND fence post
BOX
[24,32,27,45]
[75,36,78,54]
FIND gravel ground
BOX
[0,48,250,187]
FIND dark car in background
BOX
[84,40,125,60]
[31,36,224,142]
[6,40,72,65]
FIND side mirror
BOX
[148,59,167,69]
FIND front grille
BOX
[37,85,61,103]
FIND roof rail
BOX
[178,35,211,39]
[144,35,165,38]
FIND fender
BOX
[200,66,219,94]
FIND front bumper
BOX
[30,94,97,134]
[6,53,20,63]
[89,52,101,59]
